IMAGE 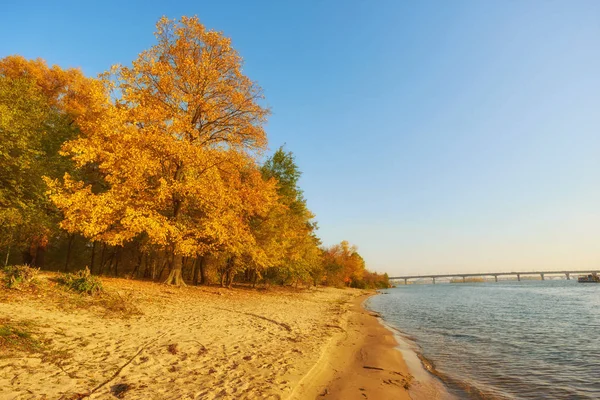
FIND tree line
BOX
[0,16,389,289]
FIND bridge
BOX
[389,270,600,285]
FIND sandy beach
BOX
[291,295,413,400]
[1,275,424,399]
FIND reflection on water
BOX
[367,281,600,399]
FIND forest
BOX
[0,16,389,290]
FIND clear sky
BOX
[3,0,599,275]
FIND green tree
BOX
[255,147,322,286]
[0,55,103,268]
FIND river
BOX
[366,280,600,399]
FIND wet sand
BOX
[290,294,413,400]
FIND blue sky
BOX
[3,1,599,275]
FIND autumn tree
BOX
[261,147,306,216]
[47,16,271,285]
[251,148,322,286]
[358,271,390,289]
[0,56,103,267]
[322,240,366,287]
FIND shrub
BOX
[3,265,39,289]
[57,267,103,295]
[98,292,143,318]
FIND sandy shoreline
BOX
[291,294,413,399]
[1,276,440,399]
[296,293,453,400]
[373,313,455,400]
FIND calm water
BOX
[367,280,600,399]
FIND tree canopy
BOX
[1,17,388,290]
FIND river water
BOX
[366,280,600,399]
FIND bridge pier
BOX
[517,274,521,282]
[494,275,498,282]
[541,273,545,281]
[462,276,466,283]
[404,278,407,285]
[432,277,436,285]
[566,273,570,280]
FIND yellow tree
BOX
[196,159,279,288]
[0,55,103,267]
[0,74,50,265]
[322,240,365,287]
[47,16,270,285]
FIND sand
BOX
[290,295,413,400]
[0,275,433,399]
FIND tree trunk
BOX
[65,233,75,272]
[164,253,186,286]
[157,259,168,281]
[192,257,201,285]
[228,271,235,289]
[22,249,32,265]
[30,241,37,267]
[100,247,114,275]
[164,167,186,286]
[182,256,190,280]
[35,243,46,268]
[220,269,226,287]
[142,253,150,278]
[252,270,258,288]
[113,247,120,276]
[99,243,106,275]
[131,251,143,278]
[4,245,10,267]
[200,256,207,285]
[90,241,96,274]
[149,256,156,280]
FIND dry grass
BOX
[0,317,73,369]
[0,319,42,357]
[95,291,144,318]
[2,265,40,290]
[1,271,143,319]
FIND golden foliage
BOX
[0,55,104,257]
[3,16,367,288]
[323,241,366,287]
[47,17,274,284]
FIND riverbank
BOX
[290,294,413,399]
[0,274,359,399]
[1,275,442,399]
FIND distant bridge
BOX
[389,270,600,285]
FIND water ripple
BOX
[368,281,600,399]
